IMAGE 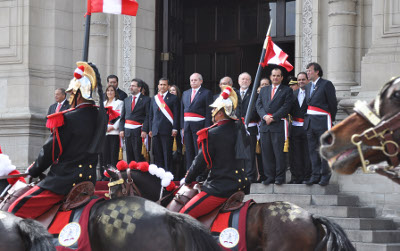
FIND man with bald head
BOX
[181,73,213,171]
[239,72,259,182]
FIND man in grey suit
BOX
[256,68,293,185]
[303,62,337,186]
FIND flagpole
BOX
[244,20,272,127]
[82,1,92,62]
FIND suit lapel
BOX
[309,79,320,101]
[189,87,202,107]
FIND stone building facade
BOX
[0,0,399,219]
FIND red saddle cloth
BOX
[210,200,253,251]
[48,198,102,251]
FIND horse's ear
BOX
[105,166,119,180]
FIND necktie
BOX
[56,103,62,113]
[298,91,305,107]
[271,86,276,100]
[131,96,136,111]
[191,89,196,103]
[310,83,315,96]
[241,91,245,99]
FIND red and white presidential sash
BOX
[125,120,142,129]
[268,114,289,140]
[184,112,205,122]
[306,106,332,130]
[292,117,304,127]
[155,94,174,125]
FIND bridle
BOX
[351,80,400,173]
[107,168,142,199]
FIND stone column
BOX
[327,0,358,101]
[88,13,109,81]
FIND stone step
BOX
[329,217,396,230]
[346,230,400,243]
[245,194,359,206]
[303,206,376,218]
[353,242,400,251]
[250,183,339,195]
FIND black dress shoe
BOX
[262,179,274,185]
[305,179,320,186]
[318,180,329,186]
[275,180,283,185]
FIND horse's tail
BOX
[312,214,355,251]
[16,218,56,251]
[167,212,222,251]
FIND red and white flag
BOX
[88,0,139,16]
[261,36,293,72]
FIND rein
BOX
[351,90,400,173]
[107,168,142,199]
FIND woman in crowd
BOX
[101,85,123,180]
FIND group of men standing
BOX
[47,62,337,185]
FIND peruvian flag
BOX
[88,0,139,16]
[261,36,294,72]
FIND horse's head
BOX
[105,161,177,203]
[320,77,400,175]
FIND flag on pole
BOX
[261,36,293,72]
[88,0,139,16]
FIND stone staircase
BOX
[245,184,400,251]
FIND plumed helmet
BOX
[66,62,97,103]
[210,86,238,119]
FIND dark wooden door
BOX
[156,0,294,95]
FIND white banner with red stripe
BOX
[155,94,174,125]
[306,106,332,130]
[125,120,142,129]
[184,112,205,122]
[89,0,139,16]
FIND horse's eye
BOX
[392,91,400,100]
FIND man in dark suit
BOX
[107,75,128,101]
[256,68,293,185]
[303,62,337,186]
[289,72,312,184]
[180,73,213,170]
[238,72,259,183]
[47,88,70,115]
[149,78,180,171]
[119,79,150,163]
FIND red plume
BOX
[137,162,149,172]
[103,170,111,178]
[166,182,176,192]
[74,65,85,79]
[0,146,2,154]
[129,161,138,170]
[116,160,128,171]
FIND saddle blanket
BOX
[210,200,253,251]
[48,198,102,251]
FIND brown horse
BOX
[106,166,356,251]
[320,77,400,183]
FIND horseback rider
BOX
[180,86,250,219]
[8,62,107,219]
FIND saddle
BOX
[167,184,245,229]
[0,180,35,210]
[36,181,94,228]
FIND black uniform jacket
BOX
[185,120,250,197]
[241,89,259,135]
[303,78,338,131]
[256,84,293,133]
[180,86,213,132]
[149,92,180,136]
[29,105,99,195]
[119,94,150,136]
